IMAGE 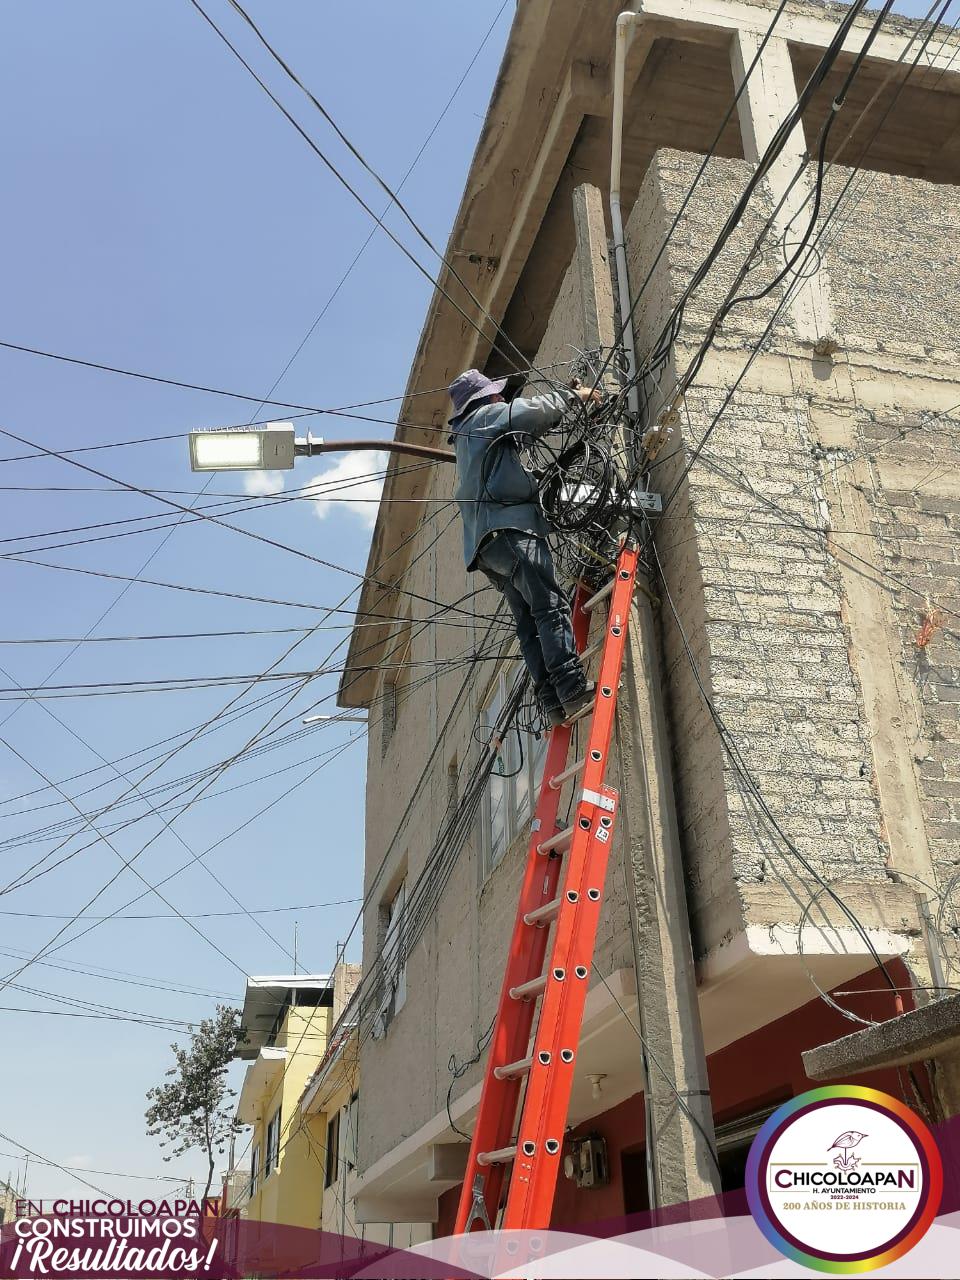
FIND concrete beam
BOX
[635,0,960,83]
[803,991,960,1079]
[427,1143,469,1184]
[730,30,836,349]
[462,59,613,371]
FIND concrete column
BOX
[572,182,721,1209]
[730,31,837,352]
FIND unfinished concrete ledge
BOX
[803,991,960,1080]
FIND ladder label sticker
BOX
[581,788,615,812]
[595,827,610,843]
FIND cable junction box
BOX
[556,482,662,515]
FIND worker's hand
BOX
[569,379,603,405]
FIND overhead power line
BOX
[188,0,568,397]
[0,895,361,921]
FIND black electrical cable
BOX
[187,0,567,400]
[0,510,490,986]
[213,0,569,398]
[643,523,903,1004]
[651,0,952,512]
[611,0,875,416]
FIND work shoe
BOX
[562,682,597,724]
[545,704,567,728]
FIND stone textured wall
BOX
[625,148,953,961]
[354,145,959,1182]
[860,408,960,951]
[822,167,960,355]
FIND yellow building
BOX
[234,975,335,1230]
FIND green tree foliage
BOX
[145,1004,245,1203]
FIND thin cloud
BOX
[306,450,387,529]
[242,471,285,497]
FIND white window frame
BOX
[372,880,407,1037]
[324,1108,341,1190]
[482,670,548,878]
[344,1092,359,1172]
[264,1107,281,1179]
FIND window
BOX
[344,1092,359,1172]
[380,680,398,757]
[264,1107,281,1179]
[482,671,549,875]
[324,1109,341,1189]
[372,880,407,1038]
[380,617,411,758]
[249,1143,261,1199]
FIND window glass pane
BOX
[325,1110,340,1188]
[344,1093,359,1169]
[485,678,509,867]
[488,771,507,863]
[514,727,531,824]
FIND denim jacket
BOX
[449,390,573,571]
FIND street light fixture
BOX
[302,714,367,725]
[188,422,299,472]
[187,423,454,473]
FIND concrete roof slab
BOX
[803,991,960,1080]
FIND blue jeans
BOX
[477,530,585,709]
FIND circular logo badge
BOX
[746,1086,942,1273]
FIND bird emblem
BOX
[829,1130,867,1170]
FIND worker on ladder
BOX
[447,368,600,727]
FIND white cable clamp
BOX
[642,406,678,461]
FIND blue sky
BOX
[0,0,511,1200]
[0,0,939,1207]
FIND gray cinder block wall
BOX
[352,148,958,1187]
[625,149,955,968]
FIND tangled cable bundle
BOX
[477,346,651,590]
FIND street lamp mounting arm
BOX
[187,421,454,472]
[294,435,454,464]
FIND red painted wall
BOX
[435,961,928,1235]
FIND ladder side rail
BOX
[453,584,592,1234]
[504,785,620,1228]
[502,547,639,1228]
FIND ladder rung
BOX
[583,579,614,611]
[565,699,594,724]
[580,638,603,662]
[477,1145,517,1166]
[509,973,547,1001]
[548,758,584,790]
[537,826,573,855]
[493,1056,533,1081]
[523,897,561,926]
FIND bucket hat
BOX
[447,368,508,425]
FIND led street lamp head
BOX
[188,421,297,472]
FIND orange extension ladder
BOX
[454,542,640,1234]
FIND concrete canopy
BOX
[337,0,960,709]
[803,992,960,1080]
[237,974,332,1060]
[236,1047,286,1125]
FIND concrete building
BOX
[299,991,431,1254]
[337,0,960,1231]
[233,974,336,1230]
[0,1177,17,1227]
